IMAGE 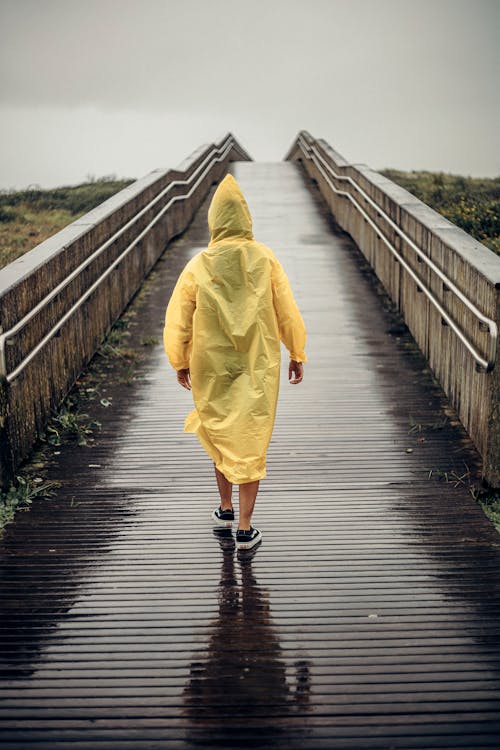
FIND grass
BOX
[0,390,102,533]
[1,169,499,271]
[0,476,59,529]
[0,176,135,269]
[379,169,500,256]
[41,400,101,448]
[424,463,500,534]
[408,415,449,434]
[475,490,500,531]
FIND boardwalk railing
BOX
[286,130,500,487]
[0,134,251,485]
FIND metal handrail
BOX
[297,134,498,372]
[1,136,238,382]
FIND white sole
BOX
[211,510,233,528]
[236,531,262,550]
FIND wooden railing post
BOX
[486,292,500,486]
[0,376,11,488]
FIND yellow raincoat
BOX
[163,174,307,484]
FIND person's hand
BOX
[177,368,191,390]
[289,360,304,385]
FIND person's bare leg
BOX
[238,480,259,530]
[214,465,233,511]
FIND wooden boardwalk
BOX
[1,162,500,749]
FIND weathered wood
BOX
[0,135,251,486]
[286,131,500,487]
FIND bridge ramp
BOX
[0,162,499,748]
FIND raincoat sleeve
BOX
[163,262,197,371]
[271,258,307,363]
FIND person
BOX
[163,173,306,550]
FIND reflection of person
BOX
[164,174,307,549]
[183,534,311,744]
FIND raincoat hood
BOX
[208,174,254,246]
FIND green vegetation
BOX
[42,399,101,448]
[0,390,102,532]
[425,463,500,534]
[0,476,58,529]
[475,490,500,532]
[141,335,160,347]
[0,175,135,269]
[1,169,498,270]
[380,169,500,256]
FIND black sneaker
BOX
[212,506,234,528]
[235,527,262,550]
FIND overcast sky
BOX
[0,0,499,190]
